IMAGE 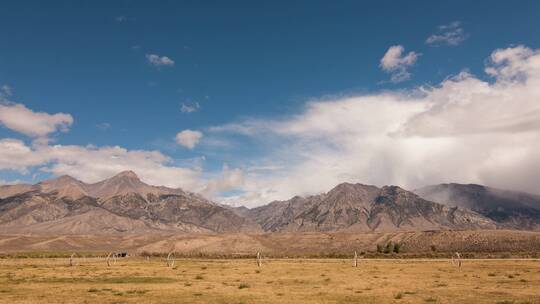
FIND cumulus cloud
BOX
[210,45,540,206]
[181,102,200,113]
[0,138,203,189]
[146,54,175,67]
[0,138,48,173]
[175,129,203,149]
[380,45,420,82]
[0,102,73,138]
[426,21,468,46]
[0,104,235,197]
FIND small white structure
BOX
[256,252,262,268]
[166,251,175,268]
[452,252,462,268]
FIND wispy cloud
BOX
[181,101,200,113]
[115,15,127,23]
[146,54,175,67]
[380,45,420,82]
[426,21,468,46]
[0,85,13,97]
[96,122,111,131]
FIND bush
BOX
[238,283,250,289]
[394,243,401,254]
[384,242,394,254]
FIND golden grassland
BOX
[1,257,540,303]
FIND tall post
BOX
[256,252,262,268]
[353,251,358,268]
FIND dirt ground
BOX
[1,257,539,303]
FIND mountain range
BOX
[0,171,258,234]
[1,171,539,234]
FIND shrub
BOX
[238,283,250,289]
[394,243,401,254]
[384,242,394,254]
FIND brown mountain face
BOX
[248,183,496,232]
[0,172,259,234]
[1,171,185,200]
[3,174,538,235]
[415,183,540,231]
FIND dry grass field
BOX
[1,257,539,304]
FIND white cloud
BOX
[146,54,175,67]
[0,138,48,173]
[211,45,540,206]
[96,122,111,130]
[181,102,200,113]
[0,102,73,138]
[201,164,245,198]
[380,45,420,82]
[175,130,203,149]
[0,138,204,189]
[0,104,232,197]
[115,15,127,23]
[426,21,467,46]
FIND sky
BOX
[1,1,540,207]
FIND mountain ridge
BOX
[248,183,496,232]
[0,171,188,200]
[0,172,259,234]
[2,175,540,234]
[415,183,540,230]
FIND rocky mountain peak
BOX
[112,170,140,180]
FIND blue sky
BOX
[1,1,540,206]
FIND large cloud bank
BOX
[213,46,540,206]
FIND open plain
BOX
[1,257,540,304]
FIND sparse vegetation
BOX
[393,243,401,253]
[384,242,394,254]
[238,283,250,289]
[0,257,537,303]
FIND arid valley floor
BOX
[1,257,539,304]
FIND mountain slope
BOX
[0,172,259,234]
[249,183,496,232]
[415,183,540,230]
[0,171,184,200]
